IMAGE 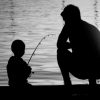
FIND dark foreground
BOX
[1,85,100,98]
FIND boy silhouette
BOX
[7,39,32,87]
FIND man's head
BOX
[11,40,25,57]
[61,4,81,24]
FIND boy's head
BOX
[11,40,25,57]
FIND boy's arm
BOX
[23,61,32,78]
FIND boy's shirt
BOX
[7,56,32,86]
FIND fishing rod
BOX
[28,34,55,65]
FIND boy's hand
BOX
[32,72,34,74]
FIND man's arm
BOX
[57,26,71,49]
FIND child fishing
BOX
[7,39,32,87]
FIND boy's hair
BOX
[11,40,25,57]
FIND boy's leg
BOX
[24,82,33,87]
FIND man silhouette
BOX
[7,39,32,87]
[57,4,100,87]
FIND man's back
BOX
[67,20,100,79]
[69,20,100,58]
